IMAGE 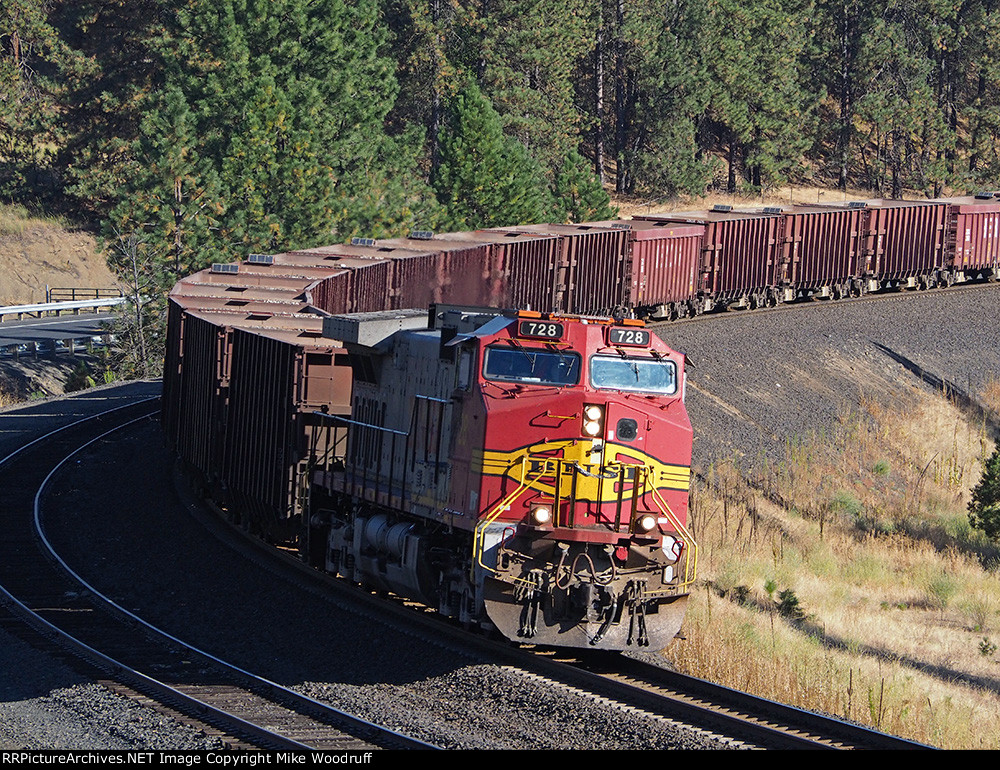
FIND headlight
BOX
[530,505,552,525]
[582,404,604,438]
[636,514,657,532]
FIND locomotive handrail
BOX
[473,456,548,586]
[473,454,697,591]
[314,412,408,436]
[646,485,698,591]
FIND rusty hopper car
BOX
[940,195,1000,280]
[636,207,785,311]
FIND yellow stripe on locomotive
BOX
[480,439,690,503]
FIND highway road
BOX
[0,312,117,351]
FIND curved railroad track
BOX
[354,594,933,749]
[170,467,932,750]
[0,394,435,751]
[521,649,932,749]
[654,274,1000,330]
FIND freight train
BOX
[162,192,1000,650]
[163,300,696,650]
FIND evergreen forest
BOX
[3,0,1000,372]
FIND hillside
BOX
[0,220,118,307]
[0,210,120,404]
[653,284,1000,748]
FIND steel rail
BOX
[523,650,935,750]
[215,519,934,750]
[0,398,436,751]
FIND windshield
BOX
[483,346,580,386]
[590,355,677,395]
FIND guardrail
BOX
[0,297,129,323]
[46,286,123,303]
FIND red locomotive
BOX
[310,306,695,649]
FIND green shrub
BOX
[969,448,1000,541]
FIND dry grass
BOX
[0,203,67,237]
[0,379,19,409]
[664,385,1000,748]
[613,183,894,219]
[983,376,1000,418]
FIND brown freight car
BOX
[588,219,705,319]
[221,325,351,539]
[489,223,632,315]
[442,229,561,313]
[815,199,949,290]
[636,207,784,311]
[773,204,866,300]
[940,195,1000,280]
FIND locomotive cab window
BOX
[483,346,580,386]
[590,355,677,395]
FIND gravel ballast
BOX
[39,425,724,750]
[655,283,1000,467]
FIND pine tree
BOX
[969,446,1000,542]
[108,0,431,271]
[852,2,943,196]
[813,0,876,190]
[106,84,225,288]
[381,0,477,176]
[622,0,715,197]
[552,150,617,223]
[0,1,89,201]
[703,0,819,193]
[433,80,551,230]
[52,0,168,220]
[475,0,593,173]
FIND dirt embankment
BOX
[0,227,118,307]
[0,226,119,403]
[655,283,1000,469]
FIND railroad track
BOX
[0,395,435,751]
[185,497,933,750]
[514,649,933,750]
[652,275,1000,330]
[392,607,934,748]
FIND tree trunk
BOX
[595,15,604,184]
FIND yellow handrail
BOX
[473,455,698,596]
[472,456,549,586]
[647,483,698,591]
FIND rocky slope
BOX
[0,227,118,307]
